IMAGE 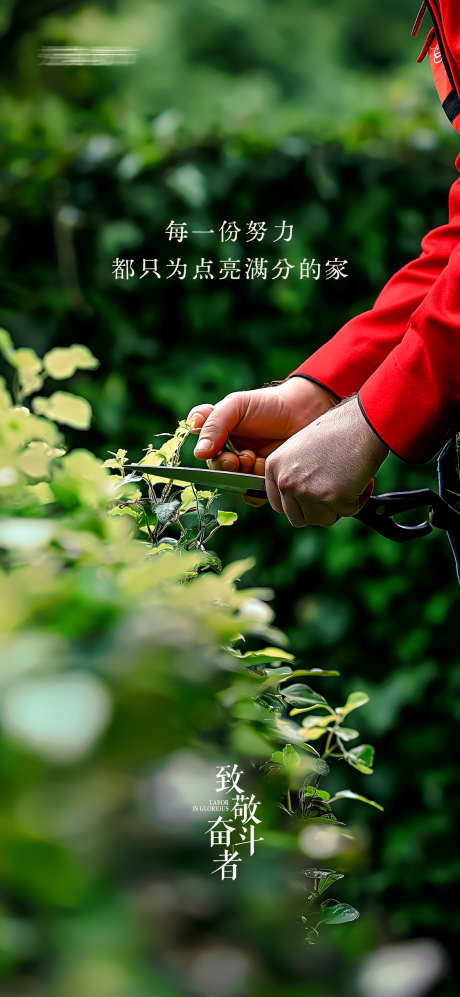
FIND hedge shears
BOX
[124,462,460,549]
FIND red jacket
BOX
[290,1,460,463]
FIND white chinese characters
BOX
[208,764,264,881]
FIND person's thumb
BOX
[194,392,247,459]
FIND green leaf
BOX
[260,666,293,678]
[197,551,222,572]
[338,691,369,717]
[228,647,294,666]
[289,704,332,717]
[158,431,189,462]
[284,668,340,678]
[345,743,375,775]
[217,510,238,526]
[303,786,331,802]
[301,714,331,729]
[317,873,345,896]
[282,684,327,706]
[137,452,186,487]
[282,743,299,765]
[68,344,99,370]
[319,900,360,925]
[43,345,99,379]
[328,789,383,811]
[304,868,333,881]
[33,392,92,429]
[335,727,359,741]
[0,328,14,360]
[10,348,43,396]
[180,486,215,511]
[0,375,12,409]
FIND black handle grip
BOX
[355,490,434,542]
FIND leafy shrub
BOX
[0,333,383,990]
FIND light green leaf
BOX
[26,482,54,504]
[17,441,61,479]
[328,789,383,811]
[228,647,294,666]
[0,328,14,359]
[158,435,183,461]
[282,743,299,765]
[301,714,331,729]
[0,375,12,409]
[43,345,99,380]
[289,704,332,717]
[217,510,238,527]
[338,691,369,717]
[335,727,359,741]
[33,392,92,429]
[180,486,215,509]
[301,726,328,741]
[11,348,43,396]
[303,786,331,802]
[67,344,99,369]
[345,743,375,774]
[282,668,339,678]
[137,451,185,486]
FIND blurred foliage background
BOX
[0,0,460,994]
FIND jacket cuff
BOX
[288,371,342,402]
[288,349,356,401]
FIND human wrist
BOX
[281,374,338,419]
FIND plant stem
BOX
[322,728,335,759]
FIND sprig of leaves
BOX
[107,421,238,557]
[257,667,381,943]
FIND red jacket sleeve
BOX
[358,236,460,462]
[290,162,460,403]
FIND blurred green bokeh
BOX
[0,1,459,995]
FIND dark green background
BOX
[1,1,459,994]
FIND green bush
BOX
[0,333,387,993]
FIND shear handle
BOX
[355,488,436,542]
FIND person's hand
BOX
[264,396,388,527]
[188,377,337,478]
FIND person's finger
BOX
[297,498,339,527]
[264,461,283,514]
[237,449,256,473]
[243,455,267,507]
[187,403,214,432]
[194,393,247,459]
[207,453,239,472]
[280,490,305,528]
